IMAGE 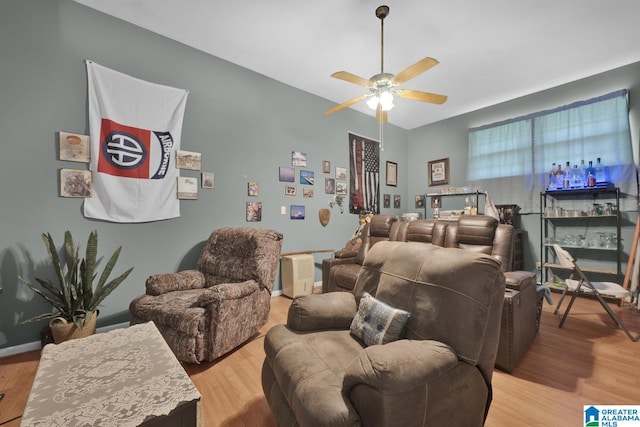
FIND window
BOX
[467,90,635,212]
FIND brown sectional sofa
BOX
[263,242,507,426]
[323,215,539,372]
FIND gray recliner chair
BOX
[262,241,506,426]
[129,227,283,363]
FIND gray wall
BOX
[2,0,638,351]
[0,0,408,349]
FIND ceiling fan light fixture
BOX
[367,95,380,110]
[379,91,394,111]
[324,5,447,120]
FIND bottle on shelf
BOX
[548,163,557,189]
[595,157,606,184]
[463,197,471,215]
[571,164,584,188]
[586,160,596,187]
[563,161,571,189]
[470,198,477,215]
[579,159,587,184]
[555,163,563,188]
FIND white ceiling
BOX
[74,0,640,130]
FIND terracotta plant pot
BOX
[48,311,98,344]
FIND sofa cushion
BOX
[129,289,206,337]
[350,292,410,346]
[263,326,363,426]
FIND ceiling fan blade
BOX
[324,94,368,115]
[397,89,448,105]
[376,106,388,124]
[391,57,439,85]
[331,71,372,87]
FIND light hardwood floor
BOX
[1,294,639,427]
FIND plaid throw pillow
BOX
[350,292,410,346]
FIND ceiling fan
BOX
[324,5,447,123]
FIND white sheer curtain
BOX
[468,90,637,213]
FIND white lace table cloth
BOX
[21,321,201,427]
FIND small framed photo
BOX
[428,158,450,186]
[290,205,305,220]
[394,195,401,209]
[248,181,258,196]
[383,194,391,209]
[336,181,347,195]
[246,201,262,222]
[59,131,90,163]
[279,166,295,182]
[176,150,202,171]
[322,160,331,173]
[335,166,347,180]
[303,188,313,198]
[386,161,398,187]
[285,185,297,196]
[60,169,92,197]
[292,151,307,167]
[177,176,198,199]
[201,172,214,189]
[300,170,314,185]
[325,178,335,194]
[415,195,425,209]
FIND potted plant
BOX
[19,230,134,344]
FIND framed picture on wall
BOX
[386,161,398,187]
[325,178,335,194]
[59,131,90,163]
[383,193,390,208]
[285,185,297,196]
[60,168,92,198]
[176,150,202,171]
[279,167,295,182]
[322,160,330,173]
[290,205,305,220]
[292,151,307,167]
[428,158,450,186]
[246,202,262,222]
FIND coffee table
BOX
[21,321,201,426]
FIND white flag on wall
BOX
[84,60,189,222]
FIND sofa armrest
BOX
[504,270,536,292]
[343,339,458,394]
[334,250,358,259]
[194,280,261,307]
[322,256,360,293]
[145,270,205,295]
[287,293,357,331]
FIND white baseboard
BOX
[0,321,129,358]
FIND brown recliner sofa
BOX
[324,215,538,372]
[321,215,398,294]
[129,227,283,363]
[262,241,506,426]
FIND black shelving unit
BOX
[540,187,621,284]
